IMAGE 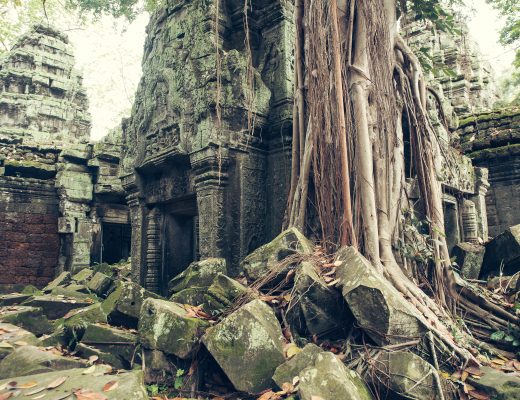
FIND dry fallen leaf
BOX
[281,382,294,393]
[461,371,469,382]
[284,343,301,359]
[311,396,325,400]
[257,391,276,400]
[468,390,490,400]
[31,394,46,399]
[87,355,99,365]
[82,366,96,375]
[15,381,37,389]
[102,381,118,392]
[0,392,12,400]
[13,341,28,347]
[46,376,67,389]
[464,366,483,376]
[0,342,13,349]
[74,389,107,400]
[25,386,45,395]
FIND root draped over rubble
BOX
[283,0,519,381]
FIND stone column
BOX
[122,173,146,284]
[191,147,229,260]
[462,199,478,244]
[471,167,489,241]
[145,207,162,293]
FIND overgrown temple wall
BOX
[0,25,129,288]
[458,109,520,237]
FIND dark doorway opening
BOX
[102,223,132,264]
[443,201,460,253]
[161,197,199,295]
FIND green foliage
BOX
[399,0,463,34]
[173,368,185,390]
[66,0,161,20]
[487,0,520,104]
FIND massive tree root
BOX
[284,0,519,375]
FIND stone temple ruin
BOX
[0,6,518,291]
[0,4,520,400]
[0,25,130,289]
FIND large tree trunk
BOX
[284,0,519,374]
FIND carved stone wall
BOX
[458,109,520,236]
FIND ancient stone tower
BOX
[121,0,294,292]
[0,25,130,289]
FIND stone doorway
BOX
[161,198,199,295]
[101,222,132,264]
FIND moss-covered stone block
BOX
[272,343,323,388]
[80,323,138,367]
[287,262,352,339]
[0,306,54,336]
[0,365,148,399]
[139,298,209,359]
[169,287,207,306]
[336,247,426,346]
[202,299,286,393]
[0,294,32,306]
[101,281,162,328]
[242,227,314,282]
[298,352,372,400]
[43,272,71,293]
[0,322,39,360]
[482,224,520,277]
[204,274,250,313]
[74,343,127,370]
[22,295,93,320]
[468,366,520,400]
[87,272,114,297]
[377,351,440,399]
[451,242,485,279]
[168,258,227,294]
[71,268,94,284]
[0,345,86,379]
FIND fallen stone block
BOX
[101,281,162,328]
[202,299,285,393]
[22,295,93,320]
[142,349,177,385]
[0,345,85,379]
[71,268,94,284]
[0,365,148,399]
[0,306,54,336]
[43,271,71,293]
[287,262,352,339]
[204,274,250,313]
[74,343,127,370]
[62,302,108,330]
[170,287,207,306]
[451,242,485,279]
[50,284,96,300]
[139,298,209,359]
[298,352,372,400]
[168,258,227,295]
[242,228,314,283]
[87,271,114,297]
[0,294,32,307]
[80,323,138,368]
[272,343,323,388]
[468,366,520,400]
[336,246,426,345]
[0,322,38,360]
[482,224,520,277]
[376,351,441,400]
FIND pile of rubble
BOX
[0,227,519,399]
